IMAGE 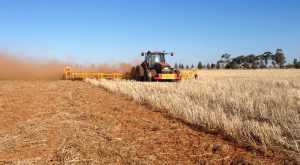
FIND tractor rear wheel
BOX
[145,69,152,82]
[135,65,144,81]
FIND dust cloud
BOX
[0,51,137,80]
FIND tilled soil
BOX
[0,81,292,164]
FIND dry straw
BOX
[87,69,300,159]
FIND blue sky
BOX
[0,0,299,66]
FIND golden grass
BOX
[87,69,300,159]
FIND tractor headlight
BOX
[163,67,170,71]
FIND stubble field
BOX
[0,69,299,164]
[88,69,300,162]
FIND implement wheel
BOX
[175,69,181,77]
[130,67,135,80]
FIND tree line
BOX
[175,49,300,69]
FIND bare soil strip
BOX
[0,81,293,164]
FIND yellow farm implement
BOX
[180,69,199,79]
[63,67,198,81]
[63,67,129,80]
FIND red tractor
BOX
[131,51,181,81]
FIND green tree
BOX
[271,60,276,68]
[180,64,184,69]
[225,63,230,69]
[230,62,240,69]
[186,65,189,69]
[207,63,211,69]
[242,63,250,69]
[262,51,272,66]
[251,62,258,69]
[286,63,294,69]
[191,64,195,68]
[259,63,266,69]
[216,61,221,69]
[274,49,286,68]
[174,63,178,69]
[232,55,245,65]
[198,61,203,69]
[294,59,300,69]
[220,53,231,68]
[211,63,216,69]
[244,54,256,64]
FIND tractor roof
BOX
[147,51,165,54]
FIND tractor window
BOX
[152,54,165,63]
[148,54,166,68]
[153,55,160,63]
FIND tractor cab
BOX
[142,51,172,69]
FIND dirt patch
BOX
[0,81,294,164]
